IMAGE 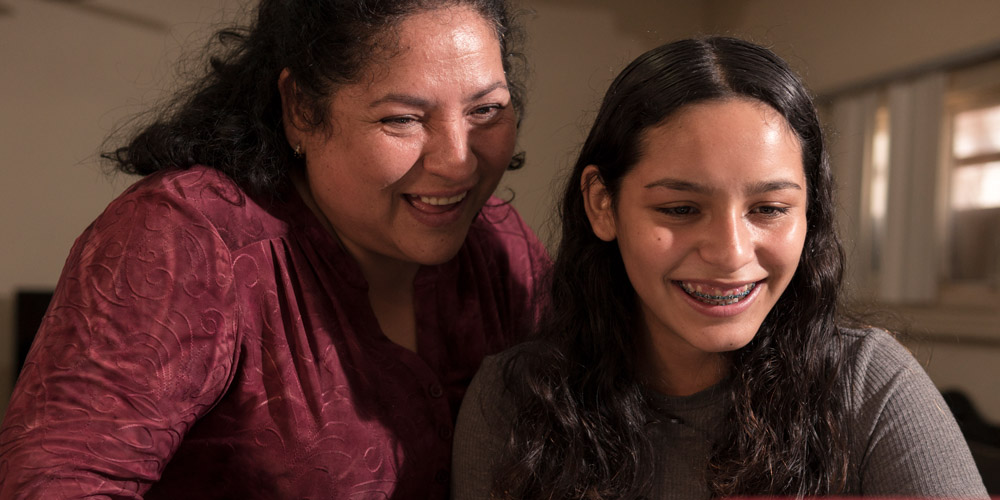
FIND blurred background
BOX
[1,0,998,464]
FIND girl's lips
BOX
[677,281,758,305]
[673,279,765,316]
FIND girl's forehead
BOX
[623,99,806,193]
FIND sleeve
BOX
[452,354,511,500]
[849,329,989,497]
[0,188,239,499]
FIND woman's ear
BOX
[278,68,305,148]
[581,165,617,242]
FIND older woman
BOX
[0,1,548,498]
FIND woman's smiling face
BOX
[584,98,808,384]
[283,5,517,272]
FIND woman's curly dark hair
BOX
[495,36,848,498]
[104,0,526,195]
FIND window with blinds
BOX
[945,75,1000,291]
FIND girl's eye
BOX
[753,205,791,217]
[657,206,697,216]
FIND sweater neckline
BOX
[646,378,728,413]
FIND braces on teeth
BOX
[680,282,756,304]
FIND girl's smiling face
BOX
[583,98,808,393]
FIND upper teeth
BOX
[419,192,467,206]
[679,282,756,304]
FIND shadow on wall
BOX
[0,290,53,418]
[526,0,694,41]
[0,294,12,417]
[943,390,1000,494]
[13,291,52,377]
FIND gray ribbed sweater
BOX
[452,328,989,499]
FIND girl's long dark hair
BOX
[103,0,526,196]
[496,37,847,498]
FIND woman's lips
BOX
[402,191,471,227]
[405,191,468,214]
[417,192,467,206]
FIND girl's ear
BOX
[278,68,306,148]
[581,165,617,242]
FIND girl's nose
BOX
[698,212,755,273]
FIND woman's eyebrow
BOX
[468,81,509,101]
[369,81,509,109]
[369,94,430,108]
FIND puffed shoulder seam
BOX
[101,183,245,413]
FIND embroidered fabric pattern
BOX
[0,166,550,499]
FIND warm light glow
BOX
[953,104,1000,159]
[951,161,1000,210]
[870,107,890,224]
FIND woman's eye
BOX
[470,104,504,121]
[380,116,418,127]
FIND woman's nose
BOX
[698,212,755,273]
[423,120,476,179]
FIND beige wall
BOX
[0,0,242,294]
[0,0,239,414]
[3,0,1000,420]
[704,0,1000,96]
[500,0,704,245]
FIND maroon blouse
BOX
[0,167,550,499]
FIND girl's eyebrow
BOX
[644,178,803,195]
[644,178,709,193]
[746,180,803,195]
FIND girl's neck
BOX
[643,336,730,397]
